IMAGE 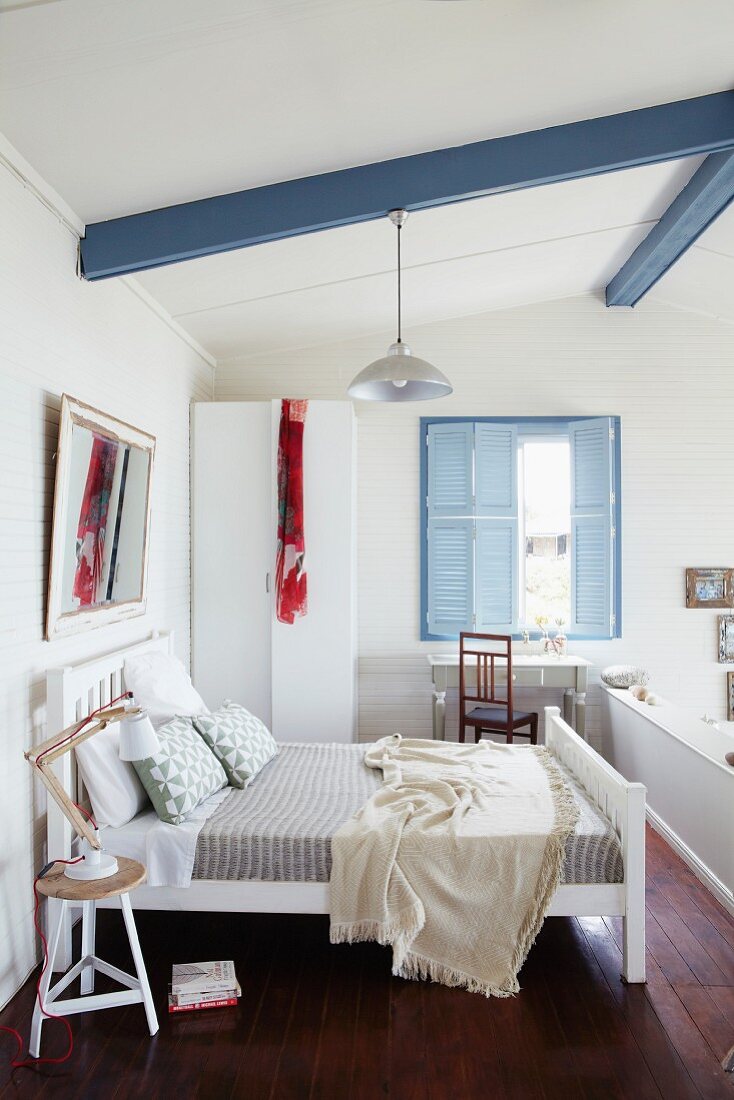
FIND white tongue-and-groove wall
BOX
[0,151,214,1010]
[215,292,734,748]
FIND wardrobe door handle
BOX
[266,572,270,593]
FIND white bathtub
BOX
[602,688,734,914]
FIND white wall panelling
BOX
[215,293,734,748]
[191,401,357,743]
[602,689,734,914]
[0,152,213,1010]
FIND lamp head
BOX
[119,708,160,761]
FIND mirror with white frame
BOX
[46,396,155,640]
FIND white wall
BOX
[0,154,213,1008]
[215,293,734,748]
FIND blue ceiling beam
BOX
[606,149,734,306]
[80,91,734,281]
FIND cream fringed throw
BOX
[329,735,579,997]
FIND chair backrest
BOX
[459,632,513,716]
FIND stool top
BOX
[36,856,146,901]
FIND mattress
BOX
[192,743,623,885]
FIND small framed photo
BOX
[720,617,734,663]
[727,672,734,721]
[686,568,734,609]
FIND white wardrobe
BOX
[191,400,357,742]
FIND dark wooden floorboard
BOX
[1,826,733,1098]
[548,917,661,1100]
[577,916,703,1100]
[675,984,734,1064]
[567,919,663,1100]
[309,941,364,1100]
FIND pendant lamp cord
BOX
[396,221,402,341]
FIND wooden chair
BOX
[459,632,538,745]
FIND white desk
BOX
[427,653,592,741]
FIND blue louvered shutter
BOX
[475,520,517,632]
[474,424,518,632]
[427,519,474,635]
[569,417,614,636]
[475,423,516,517]
[426,424,474,634]
[427,423,473,516]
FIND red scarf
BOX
[275,399,308,623]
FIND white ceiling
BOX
[1,0,733,222]
[1,0,733,358]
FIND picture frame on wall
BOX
[727,672,734,721]
[720,617,734,663]
[685,568,734,609]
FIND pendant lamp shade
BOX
[347,341,452,401]
[347,210,452,403]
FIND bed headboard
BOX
[45,631,173,866]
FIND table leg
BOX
[563,689,574,727]
[575,693,587,740]
[81,899,96,994]
[30,898,66,1058]
[432,691,446,741]
[120,893,159,1036]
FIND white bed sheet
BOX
[99,787,231,888]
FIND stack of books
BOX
[168,960,241,1014]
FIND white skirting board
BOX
[646,806,734,917]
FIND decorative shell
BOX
[630,685,649,701]
[645,693,663,706]
[601,665,650,689]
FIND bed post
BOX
[45,666,75,971]
[622,781,646,983]
[544,705,561,750]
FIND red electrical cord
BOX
[0,858,85,1068]
[73,802,98,830]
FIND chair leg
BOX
[530,714,538,745]
[81,900,96,994]
[120,893,159,1036]
[506,731,513,744]
[30,898,66,1058]
[459,720,466,744]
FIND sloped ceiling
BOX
[1,0,733,357]
[135,158,708,359]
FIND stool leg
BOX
[120,893,158,1036]
[80,900,96,994]
[30,898,66,1058]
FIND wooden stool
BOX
[31,856,158,1058]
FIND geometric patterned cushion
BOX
[131,715,227,825]
[193,701,278,789]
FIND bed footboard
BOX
[545,706,646,983]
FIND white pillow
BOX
[75,724,149,828]
[124,651,209,730]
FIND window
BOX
[421,417,620,640]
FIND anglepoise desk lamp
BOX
[25,698,160,880]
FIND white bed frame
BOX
[46,632,646,982]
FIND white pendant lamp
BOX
[347,210,453,402]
